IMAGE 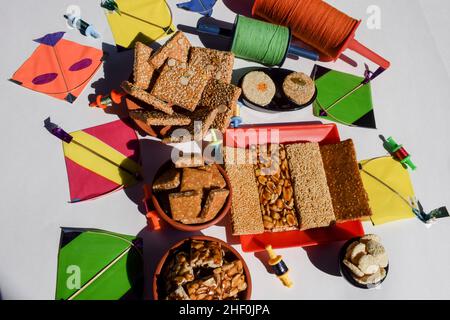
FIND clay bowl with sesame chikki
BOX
[153,235,252,300]
[150,161,232,232]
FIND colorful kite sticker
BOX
[56,228,143,300]
[104,0,175,49]
[10,32,103,103]
[61,119,141,202]
[311,65,376,129]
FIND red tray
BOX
[224,123,365,252]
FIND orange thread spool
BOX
[252,0,390,68]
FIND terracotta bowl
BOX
[150,161,232,232]
[153,235,252,300]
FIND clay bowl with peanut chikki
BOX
[153,235,252,300]
[151,161,232,231]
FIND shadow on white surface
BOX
[177,16,234,52]
[136,225,203,300]
[223,0,254,16]
[303,241,344,277]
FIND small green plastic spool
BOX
[231,15,291,66]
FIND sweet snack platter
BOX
[2,0,450,301]
[224,123,365,252]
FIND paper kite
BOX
[177,0,218,17]
[104,0,175,49]
[56,228,143,300]
[359,156,416,225]
[59,119,141,202]
[311,65,376,129]
[10,32,103,103]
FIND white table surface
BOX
[1,0,449,300]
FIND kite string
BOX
[253,0,358,58]
[231,15,290,66]
[359,163,414,209]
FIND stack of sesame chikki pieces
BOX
[122,32,241,142]
[152,160,230,225]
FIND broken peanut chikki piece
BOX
[166,286,190,300]
[151,59,210,111]
[200,189,229,221]
[133,42,154,89]
[129,109,191,126]
[121,81,174,115]
[213,260,247,299]
[150,31,191,70]
[163,251,195,292]
[190,240,223,268]
[180,167,212,192]
[189,47,234,83]
[186,276,220,300]
[168,191,202,223]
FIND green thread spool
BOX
[231,15,290,66]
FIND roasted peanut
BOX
[254,144,299,231]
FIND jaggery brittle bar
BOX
[121,81,174,115]
[320,139,372,222]
[180,167,212,192]
[199,79,241,112]
[151,60,209,111]
[168,191,202,223]
[150,31,191,70]
[129,109,191,126]
[162,107,219,143]
[189,47,234,83]
[200,188,229,221]
[255,144,299,232]
[224,146,264,235]
[133,42,154,89]
[153,167,180,192]
[285,142,336,230]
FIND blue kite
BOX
[177,0,217,17]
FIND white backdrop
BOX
[0,0,449,300]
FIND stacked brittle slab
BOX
[122,31,241,143]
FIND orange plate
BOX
[224,122,365,252]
